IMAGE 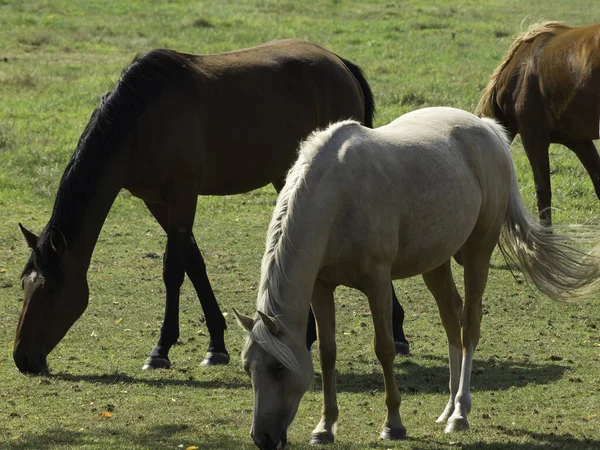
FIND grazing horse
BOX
[14,39,409,375]
[234,107,600,449]
[475,22,600,226]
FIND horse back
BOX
[317,109,512,282]
[124,40,368,198]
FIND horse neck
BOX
[259,186,333,343]
[51,139,129,269]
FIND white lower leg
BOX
[437,344,461,423]
[445,345,474,432]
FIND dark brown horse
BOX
[475,22,600,226]
[15,39,408,375]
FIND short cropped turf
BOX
[1,1,599,449]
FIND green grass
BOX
[1,1,600,449]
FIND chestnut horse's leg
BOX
[565,140,600,199]
[364,272,406,440]
[142,200,228,370]
[520,132,552,226]
[422,261,463,425]
[310,280,338,445]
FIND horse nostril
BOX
[251,432,279,450]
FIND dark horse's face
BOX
[14,225,89,374]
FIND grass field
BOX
[1,1,600,449]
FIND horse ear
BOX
[232,308,254,332]
[18,223,39,249]
[257,310,280,335]
[50,227,67,255]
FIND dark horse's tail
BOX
[338,57,375,128]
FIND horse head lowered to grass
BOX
[236,107,600,449]
[476,21,600,226]
[14,39,409,375]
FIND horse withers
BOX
[235,107,600,449]
[14,39,408,375]
[476,22,600,226]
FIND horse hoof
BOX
[379,425,407,440]
[395,341,410,356]
[142,356,171,370]
[200,352,230,366]
[310,431,335,445]
[444,417,470,433]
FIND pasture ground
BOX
[1,1,599,449]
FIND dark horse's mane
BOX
[27,49,198,280]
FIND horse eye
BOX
[272,363,285,380]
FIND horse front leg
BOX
[364,274,406,440]
[305,283,409,356]
[565,140,600,199]
[142,194,197,370]
[309,281,338,445]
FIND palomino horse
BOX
[476,22,600,226]
[15,39,409,375]
[234,107,600,449]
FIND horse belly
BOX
[391,188,482,278]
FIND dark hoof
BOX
[200,352,230,366]
[395,341,410,356]
[142,356,171,370]
[310,431,335,445]
[380,425,407,440]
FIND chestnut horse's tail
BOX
[482,117,600,301]
[338,57,375,128]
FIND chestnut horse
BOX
[475,22,600,226]
[235,107,600,449]
[15,39,408,375]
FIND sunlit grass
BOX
[1,1,600,449]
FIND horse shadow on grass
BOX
[2,426,599,450]
[49,371,250,390]
[407,428,600,450]
[320,354,568,394]
[0,425,250,450]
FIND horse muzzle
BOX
[13,345,49,375]
[251,430,287,450]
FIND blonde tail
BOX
[482,117,600,301]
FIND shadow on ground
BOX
[2,425,599,450]
[317,354,567,394]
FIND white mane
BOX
[249,119,360,373]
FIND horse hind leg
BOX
[520,132,552,225]
[363,271,407,440]
[185,235,229,366]
[142,200,228,370]
[421,261,463,425]
[443,228,497,433]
